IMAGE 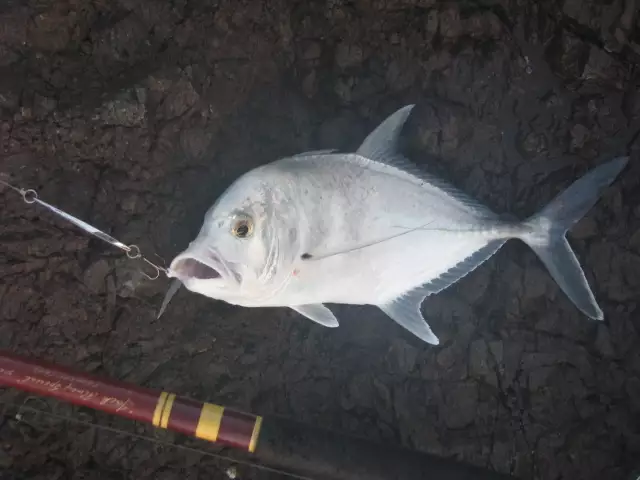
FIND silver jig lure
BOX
[0,175,167,280]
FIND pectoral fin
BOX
[379,292,439,345]
[290,304,339,327]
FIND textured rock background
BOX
[0,0,639,479]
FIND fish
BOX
[159,104,628,345]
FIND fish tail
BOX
[517,156,628,320]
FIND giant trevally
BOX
[160,105,627,345]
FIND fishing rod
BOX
[0,350,515,480]
[1,400,310,480]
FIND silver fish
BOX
[161,105,628,345]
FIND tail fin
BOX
[518,156,628,320]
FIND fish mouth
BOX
[170,257,221,280]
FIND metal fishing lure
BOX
[0,175,167,280]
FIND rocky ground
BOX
[0,0,639,479]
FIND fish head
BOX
[167,168,299,303]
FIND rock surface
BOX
[0,0,639,479]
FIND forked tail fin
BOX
[518,156,628,320]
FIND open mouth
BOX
[171,258,221,280]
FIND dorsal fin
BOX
[355,105,492,215]
[356,104,415,161]
[285,105,493,217]
[293,149,337,158]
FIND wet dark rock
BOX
[570,124,591,150]
[439,6,463,40]
[572,216,599,239]
[441,382,479,429]
[596,362,626,394]
[301,70,317,97]
[626,377,640,411]
[91,15,149,63]
[160,78,199,120]
[435,344,459,369]
[385,338,418,374]
[529,366,555,391]
[385,55,417,91]
[0,44,18,67]
[599,0,635,53]
[594,324,615,358]
[521,131,547,155]
[582,47,627,90]
[0,11,28,47]
[563,0,601,29]
[302,41,322,61]
[82,260,111,294]
[502,261,525,299]
[522,264,550,301]
[464,12,502,40]
[238,353,258,365]
[521,352,562,370]
[341,373,374,410]
[489,340,503,363]
[459,264,491,304]
[335,42,364,68]
[99,97,146,127]
[588,241,636,301]
[0,89,19,110]
[316,110,364,149]
[545,30,590,82]
[27,11,73,52]
[501,340,525,385]
[334,76,355,102]
[0,445,12,468]
[630,228,640,251]
[469,338,499,386]
[33,94,57,118]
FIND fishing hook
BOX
[0,175,167,280]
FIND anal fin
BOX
[290,304,339,327]
[380,239,508,345]
[420,239,507,296]
[379,291,439,345]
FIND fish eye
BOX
[231,214,253,239]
